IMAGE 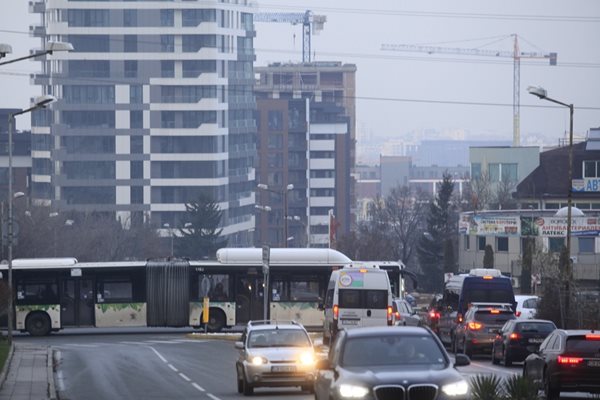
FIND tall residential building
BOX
[255,62,356,247]
[29,0,256,246]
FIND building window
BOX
[579,237,595,253]
[160,9,174,27]
[268,111,283,131]
[464,235,470,250]
[124,60,137,78]
[130,85,143,104]
[477,236,486,251]
[131,136,143,154]
[131,161,143,179]
[471,163,481,180]
[497,237,509,252]
[161,61,174,78]
[501,163,518,182]
[548,237,565,253]
[489,163,500,182]
[583,161,600,178]
[124,35,137,52]
[131,186,143,204]
[123,9,137,27]
[130,111,143,129]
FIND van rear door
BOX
[336,271,390,329]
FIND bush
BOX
[470,374,537,400]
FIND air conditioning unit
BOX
[510,277,520,289]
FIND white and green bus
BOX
[0,248,358,336]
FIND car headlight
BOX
[441,380,469,396]
[339,384,369,398]
[299,351,315,366]
[250,356,267,366]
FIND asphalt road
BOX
[12,328,595,399]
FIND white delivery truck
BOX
[322,263,393,345]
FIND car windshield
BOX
[341,334,447,368]
[248,329,310,348]
[516,322,555,334]
[474,311,515,325]
[566,337,600,356]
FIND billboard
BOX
[458,215,520,236]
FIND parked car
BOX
[391,298,422,326]
[515,295,540,319]
[453,303,516,357]
[314,326,471,400]
[492,319,556,366]
[524,330,600,399]
[235,320,316,396]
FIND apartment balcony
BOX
[29,0,45,13]
[29,24,46,38]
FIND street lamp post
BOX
[528,85,574,327]
[6,95,57,345]
[0,41,74,67]
[257,184,294,247]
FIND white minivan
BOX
[322,263,393,345]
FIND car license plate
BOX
[341,319,358,325]
[588,360,600,367]
[272,366,296,372]
[528,338,544,343]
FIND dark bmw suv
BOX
[314,326,471,400]
[524,330,600,399]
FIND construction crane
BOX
[382,35,557,147]
[254,10,327,63]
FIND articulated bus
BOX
[0,248,408,336]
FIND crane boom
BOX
[382,35,557,146]
[255,10,327,63]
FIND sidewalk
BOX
[0,344,55,400]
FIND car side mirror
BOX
[454,354,470,367]
[315,358,331,370]
[234,341,244,350]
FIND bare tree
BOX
[492,177,518,210]
[469,171,492,211]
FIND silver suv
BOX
[235,320,316,396]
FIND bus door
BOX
[235,275,265,324]
[60,278,95,326]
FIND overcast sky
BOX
[1,0,599,144]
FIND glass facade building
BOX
[30,0,256,245]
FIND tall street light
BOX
[257,184,294,247]
[528,85,574,327]
[7,95,57,345]
[0,41,73,66]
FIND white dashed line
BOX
[63,344,100,348]
[207,394,221,400]
[168,364,179,372]
[149,347,168,363]
[119,341,148,345]
[470,361,515,375]
[179,373,191,382]
[192,383,206,392]
[146,340,179,344]
[172,339,208,343]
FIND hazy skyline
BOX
[1,0,599,145]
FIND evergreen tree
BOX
[417,173,455,292]
[520,238,533,294]
[443,238,457,274]
[176,193,227,259]
[483,244,494,269]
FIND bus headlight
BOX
[441,380,469,396]
[250,356,267,366]
[299,352,315,366]
[339,384,369,398]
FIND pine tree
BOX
[176,193,227,259]
[417,173,455,292]
[483,245,494,269]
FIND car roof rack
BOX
[247,320,300,327]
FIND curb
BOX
[0,343,15,390]
[47,347,57,400]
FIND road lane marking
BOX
[192,383,206,392]
[146,340,179,344]
[207,394,221,400]
[168,364,179,372]
[119,341,148,345]
[172,339,208,343]
[62,344,100,348]
[470,361,517,375]
[179,373,191,382]
[149,347,168,363]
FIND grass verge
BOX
[0,341,9,373]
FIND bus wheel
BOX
[26,312,51,337]
[205,309,226,332]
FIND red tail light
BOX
[457,314,463,323]
[515,311,522,317]
[333,304,339,320]
[509,333,520,341]
[387,306,393,326]
[429,311,440,320]
[586,334,600,340]
[468,322,483,331]
[558,356,583,365]
[395,311,401,318]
